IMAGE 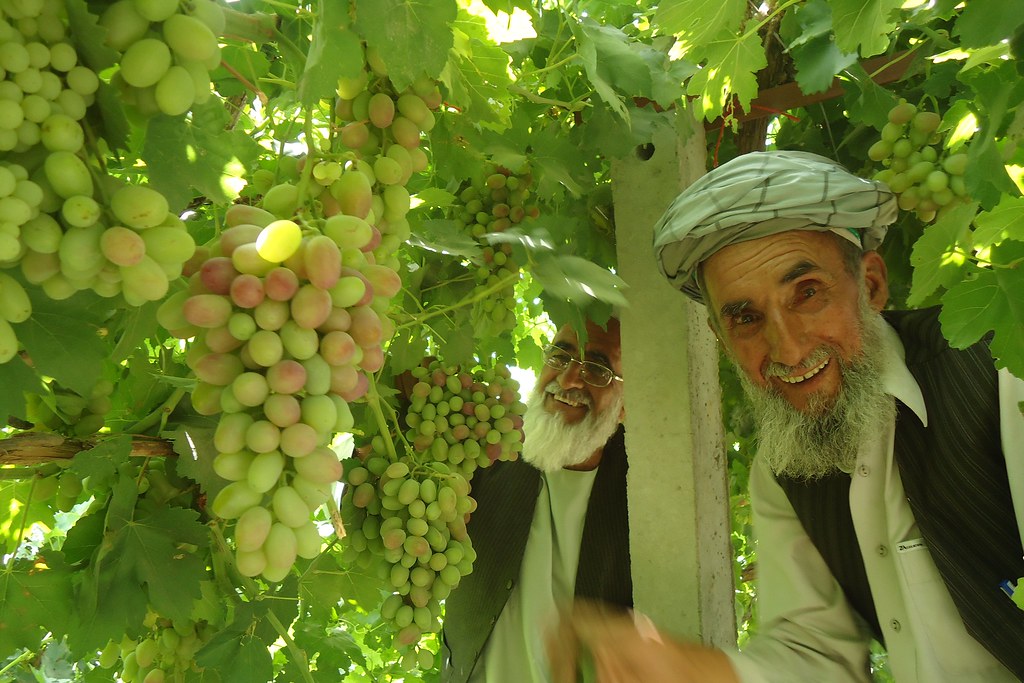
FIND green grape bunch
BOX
[99,0,223,117]
[336,358,525,655]
[869,99,971,223]
[450,165,538,337]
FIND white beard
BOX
[520,381,624,472]
[740,303,895,481]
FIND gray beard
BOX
[738,307,895,481]
[520,382,624,473]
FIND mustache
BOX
[542,381,593,408]
[763,346,832,378]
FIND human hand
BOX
[547,600,740,683]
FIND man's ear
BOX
[861,251,889,312]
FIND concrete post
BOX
[611,108,736,646]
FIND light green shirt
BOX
[468,467,598,683]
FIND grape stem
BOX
[0,651,32,678]
[220,61,269,107]
[266,610,316,683]
[124,387,186,435]
[365,376,399,461]
[396,271,521,332]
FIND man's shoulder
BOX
[883,306,991,365]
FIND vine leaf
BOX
[445,12,514,128]
[70,435,133,490]
[408,218,482,258]
[907,201,977,306]
[531,253,628,308]
[785,0,858,95]
[954,0,1024,48]
[354,0,457,91]
[0,355,42,421]
[299,9,362,107]
[143,101,262,211]
[685,30,766,122]
[939,240,1024,376]
[654,0,746,52]
[830,0,903,57]
[15,291,109,399]
[973,191,1024,249]
[0,556,73,654]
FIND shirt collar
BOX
[879,321,928,427]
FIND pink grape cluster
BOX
[157,201,402,582]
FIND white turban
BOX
[653,151,897,303]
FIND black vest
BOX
[441,428,631,683]
[778,308,1024,678]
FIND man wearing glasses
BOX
[442,317,628,683]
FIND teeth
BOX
[779,357,829,384]
[552,393,587,407]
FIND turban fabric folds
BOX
[653,151,898,303]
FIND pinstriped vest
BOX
[441,428,631,683]
[778,308,1024,678]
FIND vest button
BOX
[877,545,888,557]
[505,579,513,590]
[858,464,870,477]
[889,618,901,632]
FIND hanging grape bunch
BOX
[0,0,195,366]
[338,360,524,666]
[869,100,970,223]
[404,359,526,478]
[451,165,538,337]
[100,0,223,117]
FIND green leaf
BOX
[444,14,514,128]
[409,218,483,258]
[69,434,133,489]
[301,560,388,617]
[785,2,858,95]
[0,557,73,654]
[973,194,1024,248]
[299,9,362,106]
[654,0,747,53]
[0,355,41,421]
[110,299,161,364]
[830,0,903,57]
[577,20,646,120]
[143,101,262,210]
[294,622,367,675]
[413,187,458,209]
[531,253,628,308]
[354,0,457,91]
[529,125,586,197]
[171,425,225,500]
[954,0,1024,48]
[213,45,272,99]
[14,291,110,398]
[387,326,429,375]
[198,630,273,683]
[840,62,898,130]
[939,240,1024,377]
[64,0,119,72]
[685,31,766,122]
[907,204,975,306]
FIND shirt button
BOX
[505,579,513,590]
[877,545,888,557]
[858,464,870,477]
[890,618,901,632]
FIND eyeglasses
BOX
[542,345,623,388]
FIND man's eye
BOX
[800,286,817,299]
[734,313,756,326]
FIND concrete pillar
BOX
[611,108,735,646]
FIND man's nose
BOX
[764,310,808,368]
[557,359,587,388]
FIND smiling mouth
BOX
[550,392,588,408]
[778,357,830,384]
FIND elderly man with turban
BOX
[549,151,1024,683]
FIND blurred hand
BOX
[548,600,740,683]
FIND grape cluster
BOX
[100,0,222,117]
[450,166,537,336]
[24,377,115,437]
[0,0,196,364]
[338,360,525,656]
[869,100,970,223]
[340,449,477,653]
[404,360,526,478]
[97,610,211,682]
[0,0,98,153]
[162,203,403,582]
[0,269,29,362]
